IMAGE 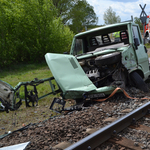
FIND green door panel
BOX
[135,45,149,78]
[45,53,96,93]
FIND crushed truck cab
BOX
[46,21,150,107]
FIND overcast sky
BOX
[86,0,150,25]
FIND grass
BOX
[0,62,64,135]
[0,62,51,84]
[145,43,150,57]
[145,43,150,49]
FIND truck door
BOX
[132,25,149,78]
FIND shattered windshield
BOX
[73,25,129,56]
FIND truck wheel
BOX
[130,71,149,93]
[95,52,121,67]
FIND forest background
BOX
[0,0,98,67]
[0,0,143,68]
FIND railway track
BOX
[1,91,150,150]
[63,100,150,150]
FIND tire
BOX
[130,71,149,93]
[95,52,121,67]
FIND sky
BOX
[86,0,150,25]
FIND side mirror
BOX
[134,38,140,50]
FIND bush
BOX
[0,0,74,67]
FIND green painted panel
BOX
[45,53,96,93]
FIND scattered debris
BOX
[0,141,30,150]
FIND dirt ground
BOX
[0,88,150,149]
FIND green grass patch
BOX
[0,62,62,135]
[145,43,150,49]
[0,61,50,83]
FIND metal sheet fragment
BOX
[0,141,30,150]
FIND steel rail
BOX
[65,101,150,150]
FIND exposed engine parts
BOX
[95,52,121,67]
[79,52,127,88]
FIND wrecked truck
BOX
[45,21,150,110]
[1,21,150,112]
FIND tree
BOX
[103,6,121,25]
[52,0,72,24]
[134,17,142,30]
[52,0,98,33]
[0,0,74,67]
